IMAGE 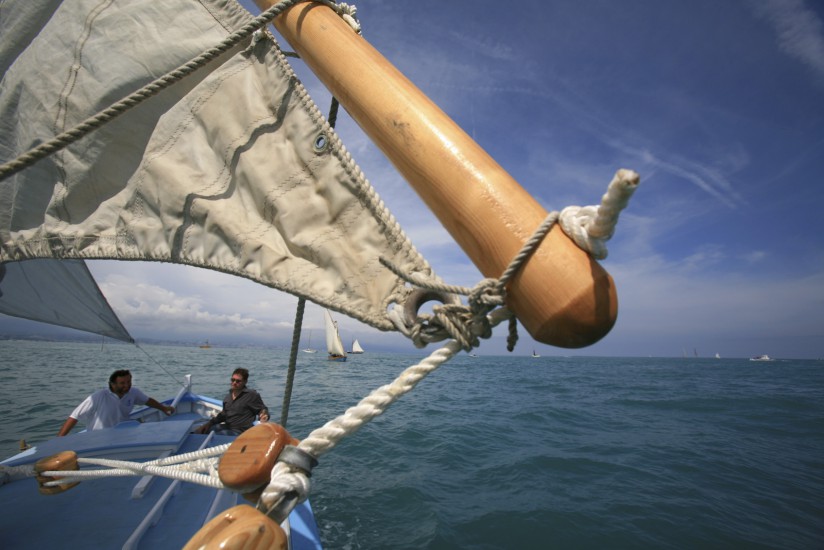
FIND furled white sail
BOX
[0,0,431,335]
[324,309,346,358]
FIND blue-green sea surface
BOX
[1,341,822,549]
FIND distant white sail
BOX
[302,329,317,353]
[350,339,364,354]
[325,309,346,360]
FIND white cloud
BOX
[88,263,306,342]
[751,0,824,84]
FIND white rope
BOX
[559,169,640,260]
[37,444,232,488]
[43,466,223,489]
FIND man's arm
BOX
[252,392,269,422]
[146,398,175,416]
[57,417,78,437]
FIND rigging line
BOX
[134,343,184,387]
[281,298,305,427]
[0,0,304,181]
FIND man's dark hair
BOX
[109,369,131,386]
[233,368,249,382]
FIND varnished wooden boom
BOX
[257,1,617,347]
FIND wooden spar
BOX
[257,1,617,347]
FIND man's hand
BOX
[259,411,269,423]
[163,405,175,416]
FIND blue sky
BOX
[3,0,823,358]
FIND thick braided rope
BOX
[42,462,224,489]
[257,308,512,518]
[0,0,304,181]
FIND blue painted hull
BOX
[0,392,322,549]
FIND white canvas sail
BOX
[350,339,364,354]
[302,329,317,353]
[0,0,432,336]
[324,309,346,358]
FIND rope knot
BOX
[467,278,505,310]
[559,169,639,260]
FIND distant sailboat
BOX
[532,349,540,358]
[350,338,364,354]
[302,329,317,354]
[199,339,211,349]
[325,310,347,362]
[715,353,721,359]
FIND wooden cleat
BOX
[219,423,291,493]
[182,504,286,550]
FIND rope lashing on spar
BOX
[318,0,361,33]
[386,168,640,352]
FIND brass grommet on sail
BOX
[312,132,328,153]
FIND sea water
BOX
[1,340,822,549]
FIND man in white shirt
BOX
[57,369,175,436]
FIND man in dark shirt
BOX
[195,368,269,434]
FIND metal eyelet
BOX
[402,288,461,326]
[312,133,328,153]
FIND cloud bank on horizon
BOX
[3,0,822,359]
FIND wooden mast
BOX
[256,1,617,348]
